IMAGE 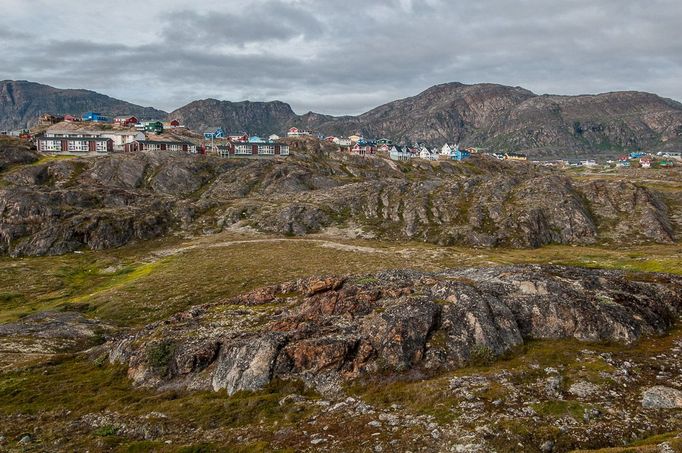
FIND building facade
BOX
[124,140,197,153]
[37,136,113,154]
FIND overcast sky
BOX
[1,0,681,114]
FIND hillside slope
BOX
[0,80,167,130]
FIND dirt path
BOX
[151,237,389,258]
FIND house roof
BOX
[39,136,111,142]
[135,140,193,146]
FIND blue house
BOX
[82,112,108,122]
[248,135,266,143]
[452,148,471,161]
[203,127,225,140]
[629,152,646,159]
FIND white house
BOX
[287,127,311,137]
[389,146,412,161]
[334,137,352,147]
[45,127,144,152]
[441,144,454,156]
[419,146,438,161]
[268,134,281,141]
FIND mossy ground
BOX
[0,232,680,327]
[0,162,681,451]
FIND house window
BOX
[95,141,108,152]
[259,145,274,155]
[280,145,289,156]
[68,140,88,152]
[236,145,251,155]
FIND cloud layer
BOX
[1,0,681,114]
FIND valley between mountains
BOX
[0,138,681,452]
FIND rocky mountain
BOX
[169,98,338,134]
[3,79,681,155]
[172,83,682,156]
[0,138,679,257]
[0,80,167,130]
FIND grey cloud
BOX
[0,0,680,114]
[161,1,324,46]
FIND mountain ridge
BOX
[2,80,682,155]
[0,80,167,130]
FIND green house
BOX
[143,121,164,134]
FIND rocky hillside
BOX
[0,140,679,256]
[171,83,682,156]
[109,265,682,395]
[0,80,167,130]
[98,265,682,451]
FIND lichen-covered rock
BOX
[108,265,682,395]
[641,386,682,409]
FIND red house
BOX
[351,143,376,156]
[227,133,249,142]
[114,116,139,127]
[63,115,80,122]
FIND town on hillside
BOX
[1,112,679,169]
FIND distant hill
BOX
[0,80,167,130]
[2,80,682,156]
[171,83,682,157]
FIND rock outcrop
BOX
[107,265,682,395]
[0,144,678,256]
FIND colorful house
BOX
[82,112,108,122]
[143,121,164,134]
[287,127,311,137]
[629,151,646,159]
[351,143,376,156]
[248,135,266,143]
[452,148,471,161]
[227,133,249,142]
[63,115,80,122]
[114,116,139,127]
[640,157,652,168]
[377,138,392,146]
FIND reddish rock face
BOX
[109,266,682,396]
